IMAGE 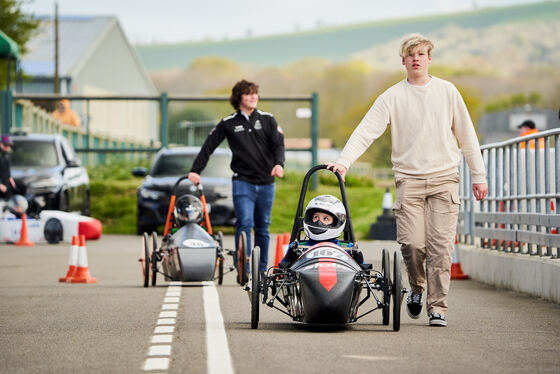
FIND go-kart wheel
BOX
[237,232,248,285]
[151,232,158,286]
[216,255,224,285]
[251,246,260,329]
[392,251,403,332]
[381,248,390,326]
[142,232,150,287]
[217,231,224,285]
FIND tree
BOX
[0,0,40,88]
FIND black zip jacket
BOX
[0,150,12,186]
[191,109,285,185]
[0,150,12,197]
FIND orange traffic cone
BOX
[59,235,79,282]
[70,235,97,284]
[451,236,468,280]
[15,213,34,246]
[273,234,284,267]
[282,232,290,254]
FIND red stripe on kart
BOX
[318,258,337,292]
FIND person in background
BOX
[0,134,16,200]
[518,119,544,149]
[52,99,81,127]
[326,33,488,327]
[188,79,285,277]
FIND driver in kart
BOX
[282,195,364,265]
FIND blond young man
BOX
[326,34,488,327]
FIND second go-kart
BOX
[139,175,234,287]
[247,165,407,330]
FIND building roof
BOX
[21,16,113,77]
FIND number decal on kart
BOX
[182,239,208,248]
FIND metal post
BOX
[508,144,514,253]
[86,99,90,149]
[311,92,318,190]
[554,135,560,258]
[160,92,168,148]
[468,157,474,245]
[1,90,13,134]
[544,137,551,256]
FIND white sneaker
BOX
[429,312,447,327]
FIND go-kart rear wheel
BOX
[151,232,158,286]
[392,251,403,332]
[381,248,391,326]
[217,231,224,285]
[237,232,248,285]
[216,255,224,285]
[142,232,150,287]
[251,246,261,329]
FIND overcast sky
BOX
[22,0,544,44]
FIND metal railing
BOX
[458,128,560,258]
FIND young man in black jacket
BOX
[188,80,285,275]
[0,134,16,200]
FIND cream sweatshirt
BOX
[337,77,486,184]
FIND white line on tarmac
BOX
[143,284,182,372]
[203,281,235,374]
[342,355,396,361]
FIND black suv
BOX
[133,147,235,234]
[10,133,90,215]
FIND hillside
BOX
[136,1,560,71]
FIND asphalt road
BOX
[1,235,559,374]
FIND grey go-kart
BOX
[244,165,407,330]
[139,175,234,287]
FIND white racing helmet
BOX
[303,195,346,241]
[7,195,28,217]
[174,194,204,226]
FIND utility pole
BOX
[54,2,60,94]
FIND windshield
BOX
[150,153,232,178]
[11,141,59,167]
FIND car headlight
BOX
[139,188,166,200]
[30,176,60,189]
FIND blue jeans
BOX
[232,180,275,272]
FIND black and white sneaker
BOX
[406,291,423,319]
[429,312,447,327]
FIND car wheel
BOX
[59,191,69,212]
[81,190,90,216]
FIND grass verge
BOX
[89,165,390,239]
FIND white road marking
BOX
[143,283,182,372]
[148,345,172,356]
[154,326,175,334]
[342,355,396,361]
[151,335,173,344]
[203,281,235,374]
[143,357,169,371]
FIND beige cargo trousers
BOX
[393,173,460,316]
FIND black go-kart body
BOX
[140,175,232,287]
[248,165,406,330]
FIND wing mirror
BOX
[132,167,148,177]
